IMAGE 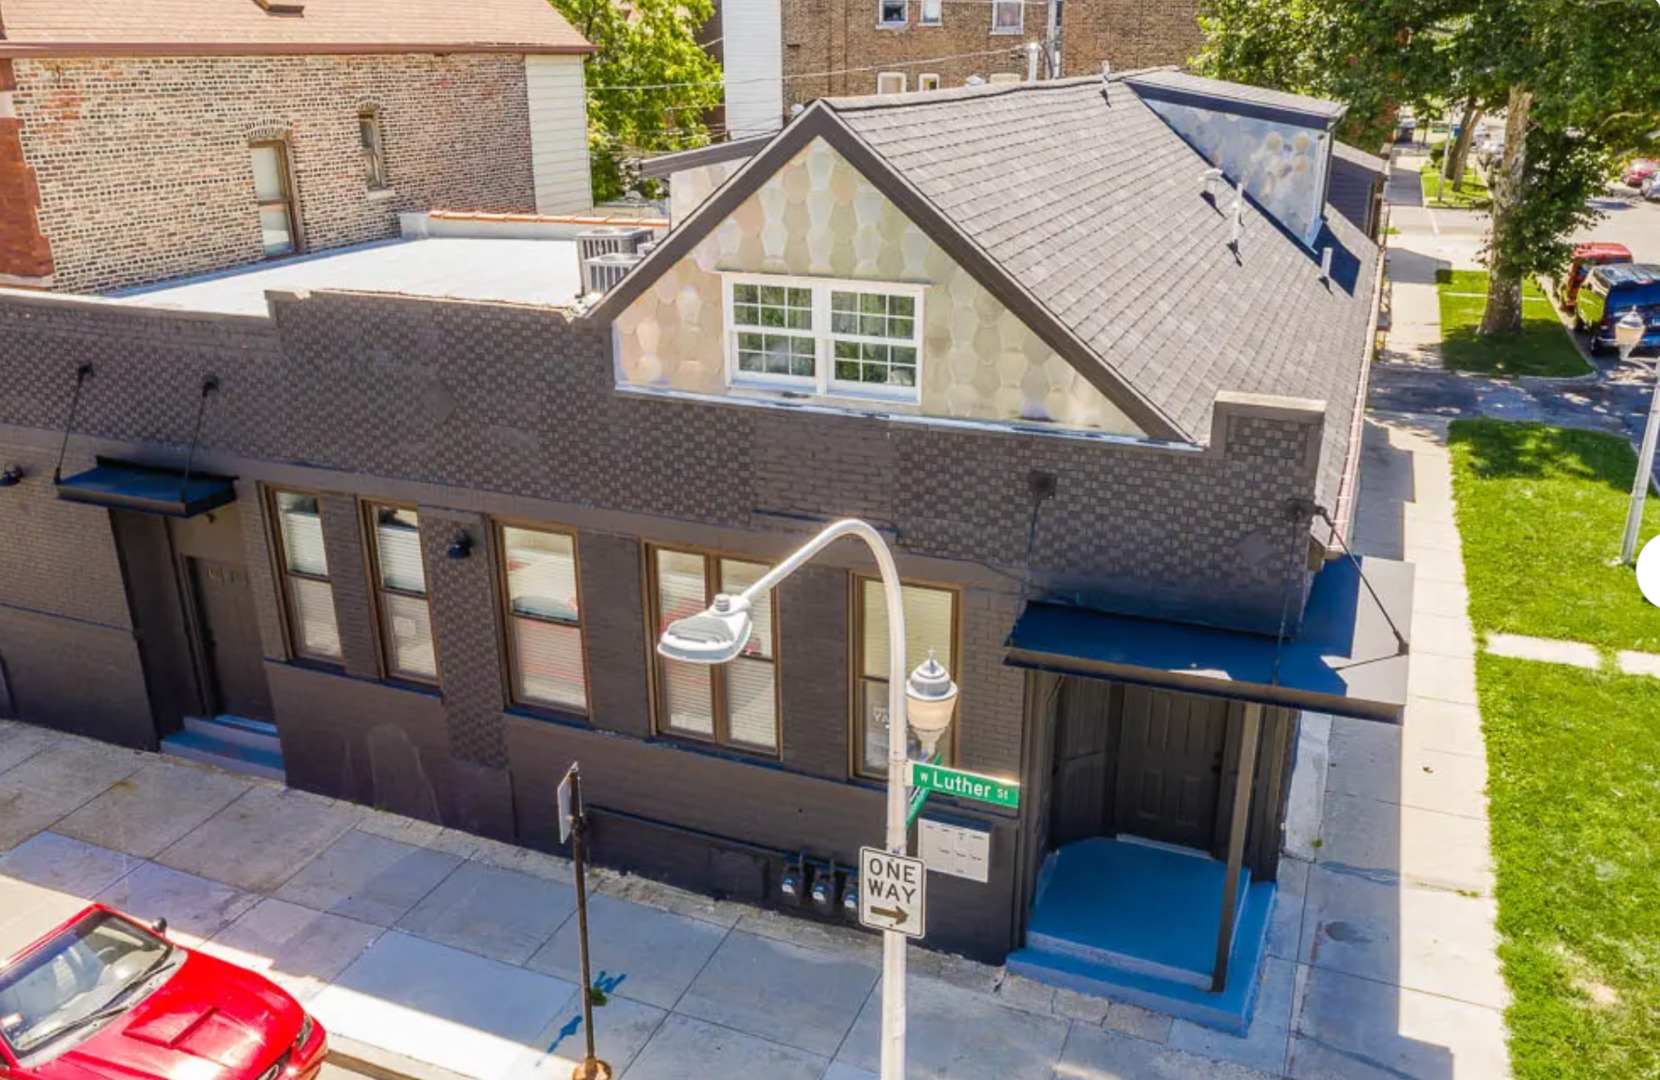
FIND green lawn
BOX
[1476,655,1660,1080]
[1448,419,1660,651]
[1421,159,1491,209]
[1437,270,1590,377]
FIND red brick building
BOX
[0,0,594,292]
[710,0,1204,137]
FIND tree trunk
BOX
[1449,103,1482,190]
[1479,87,1534,338]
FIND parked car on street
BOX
[1643,174,1660,202]
[1577,263,1660,353]
[1559,243,1634,311]
[0,905,326,1080]
[1623,159,1659,189]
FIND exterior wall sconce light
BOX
[446,532,473,560]
[0,465,23,487]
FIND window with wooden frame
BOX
[852,578,958,779]
[268,489,342,662]
[498,524,587,713]
[876,71,908,95]
[250,140,299,257]
[723,274,925,402]
[359,108,390,191]
[366,504,438,683]
[991,0,1024,33]
[649,547,779,753]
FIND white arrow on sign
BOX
[858,846,925,939]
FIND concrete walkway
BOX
[0,722,1304,1080]
[1277,414,1512,1080]
[1484,632,1660,678]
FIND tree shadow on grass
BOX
[1448,418,1636,489]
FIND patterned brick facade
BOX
[779,0,1203,104]
[10,52,538,293]
[0,286,1322,959]
[0,55,53,285]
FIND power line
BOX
[587,45,1026,92]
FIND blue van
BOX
[1577,263,1660,355]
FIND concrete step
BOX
[1008,879,1277,1036]
[162,727,285,783]
[182,714,281,752]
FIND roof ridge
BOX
[825,65,1183,113]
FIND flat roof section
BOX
[106,237,584,316]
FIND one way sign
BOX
[858,846,925,938]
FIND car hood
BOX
[34,952,301,1080]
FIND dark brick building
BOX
[0,73,1402,1027]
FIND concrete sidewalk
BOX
[0,727,1281,1080]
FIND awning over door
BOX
[1006,556,1413,723]
[56,463,237,518]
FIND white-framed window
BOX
[878,0,906,26]
[920,0,942,24]
[876,71,907,95]
[992,0,1023,33]
[723,274,925,402]
[918,73,941,91]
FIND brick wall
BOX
[0,286,1321,960]
[0,57,53,285]
[779,0,1202,105]
[11,53,538,293]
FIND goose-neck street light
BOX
[657,518,959,1080]
[1617,309,1655,565]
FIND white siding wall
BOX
[721,0,784,139]
[525,54,593,213]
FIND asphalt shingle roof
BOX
[0,0,590,52]
[1329,141,1387,235]
[828,77,1379,507]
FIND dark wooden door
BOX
[1113,686,1228,852]
[188,558,274,722]
[1049,678,1119,848]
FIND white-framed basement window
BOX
[723,274,925,402]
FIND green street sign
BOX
[910,762,1020,809]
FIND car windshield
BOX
[0,912,171,1059]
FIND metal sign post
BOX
[563,764,611,1080]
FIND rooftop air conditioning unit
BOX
[577,227,653,297]
[583,251,645,295]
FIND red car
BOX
[1559,242,1634,312]
[0,905,325,1080]
[1624,160,1658,188]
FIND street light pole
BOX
[656,519,957,1080]
[1617,311,1654,564]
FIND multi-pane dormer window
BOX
[723,274,925,403]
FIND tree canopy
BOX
[552,0,725,203]
[1196,0,1660,335]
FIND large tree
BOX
[1196,0,1660,337]
[553,0,725,203]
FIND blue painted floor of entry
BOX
[1007,837,1275,1034]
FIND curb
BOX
[326,1035,481,1080]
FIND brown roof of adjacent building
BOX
[0,0,592,56]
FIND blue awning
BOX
[1006,556,1413,722]
[56,463,237,518]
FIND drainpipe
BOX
[1026,42,1040,83]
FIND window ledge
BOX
[726,382,922,413]
[367,188,398,202]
